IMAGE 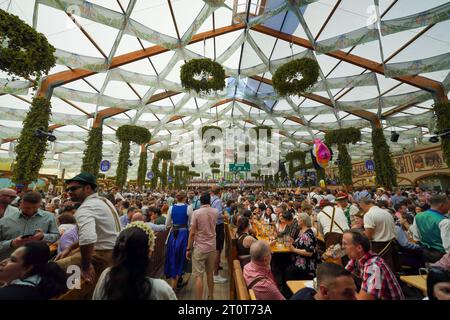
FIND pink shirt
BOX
[243,261,286,300]
[191,205,217,253]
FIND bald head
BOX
[0,188,17,205]
[250,240,271,264]
[131,212,145,222]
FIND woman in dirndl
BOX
[164,192,192,290]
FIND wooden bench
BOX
[148,229,169,278]
[225,223,238,299]
[53,279,94,300]
[233,259,250,300]
[249,288,257,300]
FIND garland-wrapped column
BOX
[12,97,52,186]
[150,155,159,189]
[434,102,450,167]
[161,160,168,190]
[116,140,130,188]
[81,126,103,179]
[137,144,147,190]
[168,162,174,189]
[371,127,397,189]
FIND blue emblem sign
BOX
[168,176,173,183]
[147,172,154,179]
[100,160,110,172]
[365,160,375,172]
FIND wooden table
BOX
[400,275,427,296]
[286,280,314,294]
[259,236,291,253]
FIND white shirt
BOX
[363,206,396,242]
[308,192,325,204]
[92,267,177,300]
[165,203,193,228]
[75,193,120,250]
[317,205,349,235]
[114,192,125,201]
[1,205,19,219]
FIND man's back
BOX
[364,206,396,242]
[243,261,285,300]
[317,206,349,234]
[192,206,217,253]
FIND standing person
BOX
[210,186,227,284]
[391,188,406,208]
[410,194,450,263]
[186,192,217,300]
[342,230,404,300]
[316,199,349,249]
[335,192,358,228]
[164,192,192,290]
[119,207,136,228]
[55,173,121,284]
[92,222,176,300]
[0,191,59,261]
[0,188,18,219]
[358,197,398,273]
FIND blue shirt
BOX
[119,214,130,228]
[0,209,59,260]
[391,195,406,207]
[395,224,420,251]
[211,195,224,225]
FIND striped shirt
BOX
[346,252,404,300]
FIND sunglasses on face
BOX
[66,185,83,193]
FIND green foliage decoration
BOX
[168,162,174,189]
[434,102,450,167]
[116,141,130,188]
[12,97,51,184]
[252,125,272,140]
[137,149,147,189]
[324,128,361,186]
[285,150,306,179]
[324,127,361,146]
[201,125,222,139]
[161,160,168,189]
[156,150,172,161]
[371,127,397,189]
[81,126,103,179]
[150,155,159,189]
[115,125,151,188]
[272,58,319,97]
[180,58,226,94]
[0,9,56,83]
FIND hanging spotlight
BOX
[428,130,450,143]
[390,131,400,142]
[33,127,57,142]
[127,159,133,166]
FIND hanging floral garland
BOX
[0,9,56,83]
[180,59,226,94]
[272,58,319,97]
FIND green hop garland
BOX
[180,59,226,94]
[434,102,450,168]
[272,58,319,97]
[0,9,56,83]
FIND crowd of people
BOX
[0,175,449,300]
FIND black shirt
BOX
[0,285,44,300]
[290,287,317,300]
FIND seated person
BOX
[291,262,356,300]
[286,212,318,282]
[57,213,77,235]
[236,217,257,267]
[131,212,145,222]
[426,266,450,300]
[277,211,299,240]
[243,240,285,300]
[0,191,59,261]
[92,221,177,300]
[0,241,67,300]
[342,230,404,300]
[151,207,166,225]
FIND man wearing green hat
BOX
[55,172,121,284]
